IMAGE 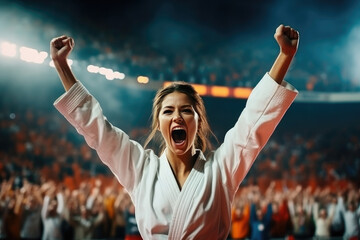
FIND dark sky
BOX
[6,0,360,41]
[11,0,273,32]
[1,0,356,66]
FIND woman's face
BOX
[158,92,199,157]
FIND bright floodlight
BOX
[36,51,48,64]
[99,67,113,76]
[105,73,115,80]
[137,76,149,84]
[87,65,100,73]
[88,65,125,80]
[113,71,125,80]
[1,41,17,57]
[19,46,48,64]
[20,47,39,63]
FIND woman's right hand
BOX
[50,35,74,62]
[50,35,77,91]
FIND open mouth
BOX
[172,129,186,144]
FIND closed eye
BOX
[182,109,193,113]
[163,109,172,114]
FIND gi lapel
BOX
[167,151,205,239]
[158,153,181,207]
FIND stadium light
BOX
[19,46,48,64]
[99,67,112,76]
[137,76,149,84]
[105,74,114,81]
[192,84,207,96]
[87,64,100,73]
[1,41,17,57]
[233,87,252,99]
[87,64,125,80]
[113,71,125,80]
[1,40,124,82]
[210,86,230,98]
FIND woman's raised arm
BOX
[50,35,77,91]
[269,24,300,84]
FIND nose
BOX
[173,113,183,123]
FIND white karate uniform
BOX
[54,73,297,239]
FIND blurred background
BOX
[1,0,360,188]
[1,0,360,187]
[0,0,360,238]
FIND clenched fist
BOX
[274,24,299,56]
[50,35,74,62]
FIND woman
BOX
[50,24,299,239]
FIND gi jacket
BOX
[54,73,298,239]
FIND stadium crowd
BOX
[0,102,359,239]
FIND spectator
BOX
[288,186,314,239]
[338,189,360,240]
[231,192,250,240]
[41,182,65,240]
[19,181,43,240]
[249,201,272,240]
[312,188,335,239]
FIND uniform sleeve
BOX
[214,73,298,194]
[54,81,149,193]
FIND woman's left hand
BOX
[274,24,299,56]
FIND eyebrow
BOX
[162,104,193,109]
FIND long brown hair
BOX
[144,82,215,154]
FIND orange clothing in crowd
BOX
[231,203,250,239]
[104,195,116,219]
